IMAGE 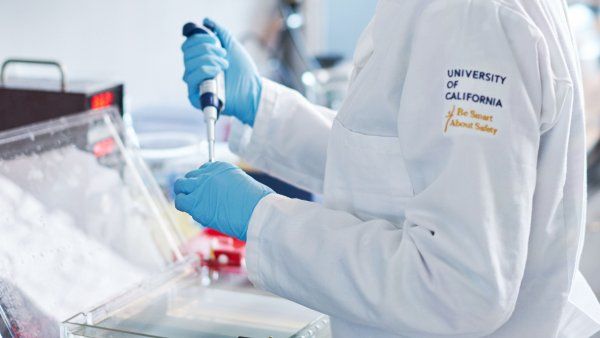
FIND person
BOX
[174,1,600,336]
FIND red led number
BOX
[90,91,115,110]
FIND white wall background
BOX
[0,0,277,114]
[0,0,377,113]
[323,0,377,58]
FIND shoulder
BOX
[418,0,544,42]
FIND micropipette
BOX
[182,22,226,163]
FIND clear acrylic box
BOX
[0,108,329,338]
[61,257,330,338]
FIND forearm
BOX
[228,79,335,194]
[245,194,525,336]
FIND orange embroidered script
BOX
[444,106,498,136]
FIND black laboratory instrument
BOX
[0,59,124,132]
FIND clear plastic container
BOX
[0,108,329,338]
[0,108,185,336]
[61,258,330,338]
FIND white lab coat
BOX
[229,0,600,336]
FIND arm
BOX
[179,19,335,194]
[245,1,558,335]
[229,78,335,194]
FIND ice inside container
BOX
[0,108,329,338]
[0,108,184,337]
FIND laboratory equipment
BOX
[181,228,247,273]
[182,23,226,163]
[0,108,182,337]
[302,62,353,110]
[0,107,329,337]
[61,256,331,338]
[0,59,124,132]
[267,0,321,92]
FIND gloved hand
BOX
[174,162,273,241]
[182,18,262,126]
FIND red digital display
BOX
[90,91,115,110]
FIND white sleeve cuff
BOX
[244,193,285,291]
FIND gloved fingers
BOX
[173,178,200,195]
[183,55,229,80]
[174,193,196,213]
[184,170,214,179]
[189,161,237,177]
[202,18,218,31]
[184,163,238,184]
[200,161,229,170]
[181,34,221,52]
[203,18,233,47]
[183,64,226,84]
[184,168,203,178]
[187,91,200,109]
[183,43,227,61]
[185,65,221,91]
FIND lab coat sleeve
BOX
[245,2,557,336]
[228,78,335,194]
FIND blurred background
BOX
[0,0,376,113]
[1,0,600,316]
[0,0,378,202]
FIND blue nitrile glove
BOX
[173,162,273,241]
[182,18,262,126]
